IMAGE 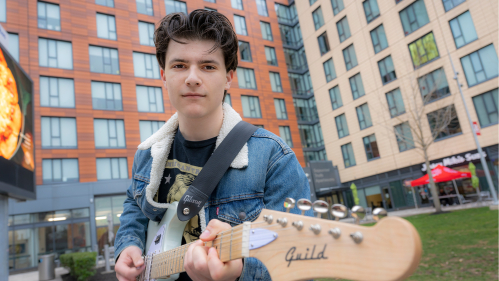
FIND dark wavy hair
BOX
[154,9,239,100]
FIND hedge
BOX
[59,252,97,281]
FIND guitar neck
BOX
[149,224,246,279]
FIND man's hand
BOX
[184,219,243,281]
[115,246,145,281]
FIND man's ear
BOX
[225,69,234,90]
[161,68,167,87]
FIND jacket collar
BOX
[138,103,249,209]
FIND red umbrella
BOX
[411,164,472,187]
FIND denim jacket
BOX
[115,104,312,281]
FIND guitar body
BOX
[145,202,188,281]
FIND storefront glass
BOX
[365,186,383,209]
[389,180,409,208]
[95,194,126,254]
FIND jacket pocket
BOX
[132,175,149,200]
[217,197,264,226]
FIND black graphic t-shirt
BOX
[156,129,217,281]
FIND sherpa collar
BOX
[137,103,249,211]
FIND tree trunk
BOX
[424,150,442,212]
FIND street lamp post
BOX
[448,51,498,205]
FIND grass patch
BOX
[317,207,498,281]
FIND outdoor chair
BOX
[480,191,493,201]
[458,194,471,204]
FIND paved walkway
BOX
[8,201,496,280]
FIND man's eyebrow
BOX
[168,58,220,66]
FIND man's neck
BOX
[177,106,224,141]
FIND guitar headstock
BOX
[248,199,422,281]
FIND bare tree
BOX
[379,69,458,213]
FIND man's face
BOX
[161,39,233,119]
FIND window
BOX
[336,16,351,43]
[341,143,356,168]
[356,103,373,130]
[165,0,187,14]
[239,41,252,62]
[279,126,293,147]
[256,0,268,16]
[400,0,429,35]
[204,7,216,11]
[41,117,77,148]
[265,46,277,66]
[224,94,231,106]
[237,68,257,89]
[323,58,336,82]
[310,0,317,5]
[42,159,79,183]
[378,55,396,84]
[343,44,358,71]
[96,0,114,8]
[136,0,153,15]
[231,0,243,10]
[450,12,477,49]
[241,96,262,118]
[331,0,344,15]
[8,33,19,63]
[38,1,61,31]
[294,97,318,121]
[205,0,216,3]
[370,24,388,54]
[39,38,73,69]
[349,73,365,99]
[89,46,120,74]
[335,114,349,138]
[275,3,298,25]
[283,47,307,71]
[96,13,117,40]
[269,72,282,92]
[274,98,288,119]
[289,72,313,96]
[443,0,465,12]
[473,88,498,127]
[312,7,325,30]
[138,22,155,47]
[279,24,303,47]
[386,88,405,117]
[91,81,122,111]
[234,15,248,36]
[460,45,499,87]
[94,119,126,148]
[96,158,128,180]
[363,0,380,23]
[427,105,462,140]
[394,122,414,152]
[260,21,273,41]
[40,77,75,108]
[298,123,324,148]
[136,86,164,113]
[363,134,380,160]
[318,32,330,56]
[409,32,439,68]
[133,52,160,79]
[304,150,327,163]
[0,0,5,22]
[329,86,342,110]
[418,68,450,103]
[139,120,165,142]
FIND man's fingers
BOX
[132,254,144,267]
[206,247,243,280]
[200,219,232,241]
[115,256,145,280]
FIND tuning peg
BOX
[372,208,388,221]
[351,206,366,225]
[331,204,348,221]
[297,199,312,215]
[312,200,328,218]
[283,198,296,213]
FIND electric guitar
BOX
[138,199,422,281]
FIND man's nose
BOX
[185,67,202,86]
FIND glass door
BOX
[381,186,393,210]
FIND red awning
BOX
[410,164,472,187]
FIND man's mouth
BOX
[182,93,205,97]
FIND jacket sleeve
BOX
[114,150,150,262]
[239,150,313,281]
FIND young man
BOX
[114,10,312,281]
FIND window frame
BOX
[96,158,128,180]
[274,98,288,120]
[41,117,78,149]
[408,32,439,69]
[42,159,79,184]
[399,0,430,36]
[279,126,293,147]
[341,143,356,168]
[378,55,397,85]
[40,76,76,108]
[343,44,358,71]
[256,0,268,16]
[349,73,365,100]
[96,0,114,8]
[89,45,120,74]
[472,88,498,128]
[329,85,343,110]
[312,7,325,30]
[356,103,373,130]
[269,72,283,92]
[241,95,262,118]
[138,21,155,46]
[260,21,273,41]
[136,0,154,15]
[363,0,380,24]
[370,24,388,54]
[136,85,164,113]
[91,81,123,111]
[427,105,462,141]
[449,11,478,49]
[386,88,405,118]
[133,52,160,79]
[336,16,351,43]
[165,0,187,15]
[231,0,243,10]
[363,134,380,161]
[394,122,415,152]
[234,15,248,36]
[418,68,450,104]
[96,13,117,40]
[264,46,277,66]
[139,120,166,142]
[39,38,73,69]
[318,32,331,56]
[238,41,252,62]
[460,44,499,87]
[237,67,257,89]
[38,1,61,31]
[443,0,466,12]
[335,113,349,138]
[94,119,127,148]
[331,0,345,16]
[323,58,336,82]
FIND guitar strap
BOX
[176,121,258,221]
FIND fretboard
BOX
[149,224,245,279]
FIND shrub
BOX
[59,252,97,281]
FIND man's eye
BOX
[204,65,215,70]
[173,65,184,69]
